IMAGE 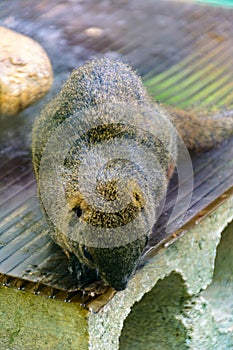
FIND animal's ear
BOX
[132,190,144,208]
[129,180,145,209]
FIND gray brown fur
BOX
[32,58,233,290]
[168,106,233,152]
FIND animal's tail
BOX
[167,106,233,152]
[144,31,233,152]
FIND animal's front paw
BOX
[68,253,99,288]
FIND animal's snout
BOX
[111,276,129,291]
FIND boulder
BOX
[0,26,53,116]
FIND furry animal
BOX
[32,58,233,290]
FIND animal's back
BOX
[32,58,175,177]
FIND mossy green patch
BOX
[0,287,89,350]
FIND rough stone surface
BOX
[0,26,53,116]
[203,219,233,339]
[0,287,89,350]
[89,195,233,350]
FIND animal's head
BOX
[64,141,167,289]
[66,169,151,290]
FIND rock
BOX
[0,26,53,116]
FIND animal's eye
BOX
[133,192,140,202]
[73,206,83,218]
[82,245,94,262]
[132,191,144,208]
